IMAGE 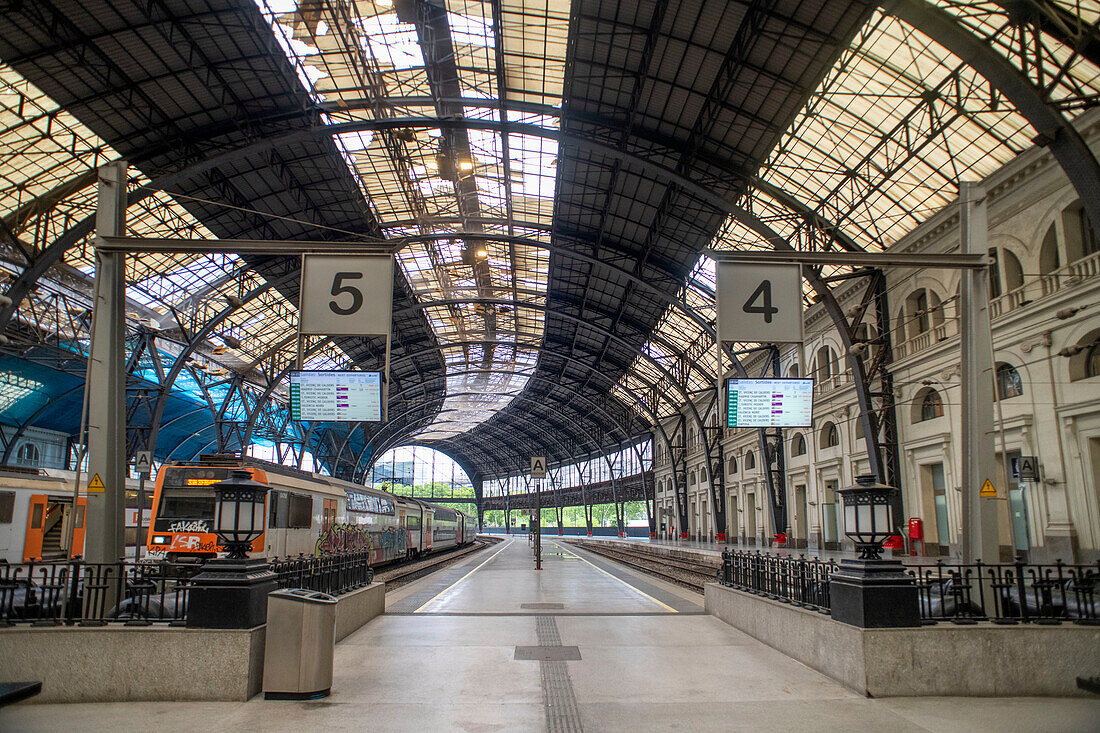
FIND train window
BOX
[0,491,13,523]
[74,504,84,529]
[405,514,420,529]
[269,491,285,528]
[31,502,43,529]
[288,493,312,529]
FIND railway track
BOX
[377,536,502,591]
[562,540,718,593]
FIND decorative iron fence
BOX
[1,551,376,626]
[0,559,196,626]
[716,548,838,613]
[270,550,375,596]
[908,560,1100,625]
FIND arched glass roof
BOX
[0,0,1097,478]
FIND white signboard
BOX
[299,254,394,336]
[530,456,547,479]
[290,371,384,422]
[133,450,152,477]
[716,262,803,343]
[726,378,813,428]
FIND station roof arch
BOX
[0,0,1097,480]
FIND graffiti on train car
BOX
[381,526,408,556]
[314,524,373,555]
[167,520,210,533]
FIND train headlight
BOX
[152,535,171,545]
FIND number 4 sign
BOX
[299,254,394,336]
[716,262,803,344]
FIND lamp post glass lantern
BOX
[838,474,897,560]
[214,469,269,559]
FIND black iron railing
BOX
[270,550,375,596]
[716,548,839,612]
[0,559,196,626]
[908,560,1100,625]
[1,551,376,626]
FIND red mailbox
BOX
[907,517,925,557]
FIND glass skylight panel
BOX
[756,10,1053,251]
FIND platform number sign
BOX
[530,456,547,479]
[299,254,394,336]
[716,262,803,344]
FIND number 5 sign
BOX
[299,254,394,336]
[716,262,803,343]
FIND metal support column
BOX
[85,161,128,566]
[959,181,1000,564]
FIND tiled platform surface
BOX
[3,538,1097,732]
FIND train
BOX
[0,466,147,564]
[0,456,476,566]
[145,455,478,565]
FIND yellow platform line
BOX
[551,541,678,613]
[413,537,515,613]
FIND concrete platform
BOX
[3,537,1097,732]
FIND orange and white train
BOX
[145,455,476,565]
[0,456,476,566]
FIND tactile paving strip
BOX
[536,615,584,733]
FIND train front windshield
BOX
[149,466,240,549]
[155,488,216,531]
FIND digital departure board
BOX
[726,378,813,428]
[290,371,383,422]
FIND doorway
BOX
[728,494,738,541]
[822,479,841,549]
[744,492,757,546]
[793,484,808,548]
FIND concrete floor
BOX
[2,537,1097,732]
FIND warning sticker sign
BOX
[979,478,997,498]
[88,473,106,493]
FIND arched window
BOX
[17,442,40,466]
[820,422,839,449]
[791,433,806,456]
[913,388,944,422]
[744,451,756,470]
[1062,200,1097,262]
[1040,223,1061,274]
[909,289,930,335]
[1003,249,1024,292]
[1088,342,1100,380]
[787,363,800,378]
[815,346,838,381]
[727,455,738,474]
[995,363,1024,400]
[904,288,945,340]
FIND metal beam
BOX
[703,249,991,268]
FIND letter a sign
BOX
[530,457,547,479]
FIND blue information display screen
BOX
[290,371,383,422]
[726,378,813,428]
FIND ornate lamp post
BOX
[213,470,268,559]
[829,475,919,628]
[187,469,277,629]
[840,475,897,560]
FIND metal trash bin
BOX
[262,588,337,700]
